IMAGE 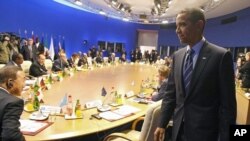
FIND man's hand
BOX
[154,127,165,141]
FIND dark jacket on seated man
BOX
[239,61,250,88]
[52,59,69,72]
[29,61,48,77]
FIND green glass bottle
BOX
[33,94,40,111]
[48,74,53,84]
[33,80,39,93]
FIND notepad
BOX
[99,105,140,121]
[19,120,53,136]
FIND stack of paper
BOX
[99,105,140,121]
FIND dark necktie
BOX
[183,49,194,95]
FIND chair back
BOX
[0,64,5,69]
[21,60,32,73]
[140,101,162,141]
[45,59,53,70]
[103,57,108,63]
[87,57,92,67]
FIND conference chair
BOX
[115,57,119,62]
[21,60,32,74]
[0,64,5,69]
[103,57,108,63]
[103,101,173,141]
[45,59,53,70]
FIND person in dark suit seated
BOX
[151,65,170,101]
[95,51,103,64]
[0,66,26,141]
[78,53,88,67]
[108,53,115,63]
[29,54,48,77]
[239,52,250,91]
[67,53,79,68]
[6,53,24,70]
[52,53,69,72]
[119,54,126,63]
[154,8,236,141]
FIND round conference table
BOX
[22,64,158,140]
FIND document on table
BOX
[99,105,141,121]
[19,120,53,136]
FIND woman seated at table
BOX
[151,65,170,101]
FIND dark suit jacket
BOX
[21,45,37,61]
[67,58,74,68]
[159,41,236,141]
[5,61,23,70]
[29,61,48,77]
[52,59,69,72]
[0,88,25,141]
[239,61,250,88]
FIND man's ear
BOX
[7,79,14,89]
[196,20,204,32]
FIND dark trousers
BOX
[177,122,186,141]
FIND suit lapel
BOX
[187,41,211,98]
[176,49,186,96]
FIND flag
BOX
[101,87,107,96]
[31,31,35,42]
[62,36,65,51]
[44,34,48,49]
[59,94,68,107]
[41,34,44,46]
[58,41,62,50]
[49,36,55,60]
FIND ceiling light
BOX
[74,0,82,6]
[168,1,172,5]
[111,0,117,5]
[214,0,220,2]
[162,20,169,24]
[122,18,129,21]
[157,4,161,9]
[99,10,106,15]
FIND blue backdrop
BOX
[0,0,250,57]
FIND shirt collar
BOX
[186,37,205,54]
[0,87,10,94]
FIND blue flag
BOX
[59,93,68,107]
[101,87,107,96]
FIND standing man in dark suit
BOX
[29,54,48,77]
[154,8,236,141]
[0,66,26,141]
[21,38,37,61]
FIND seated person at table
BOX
[0,66,26,141]
[67,53,79,68]
[151,65,170,101]
[78,53,88,67]
[119,54,126,63]
[6,53,24,70]
[52,53,69,72]
[108,53,115,63]
[95,52,103,64]
[29,54,48,77]
[239,52,250,91]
